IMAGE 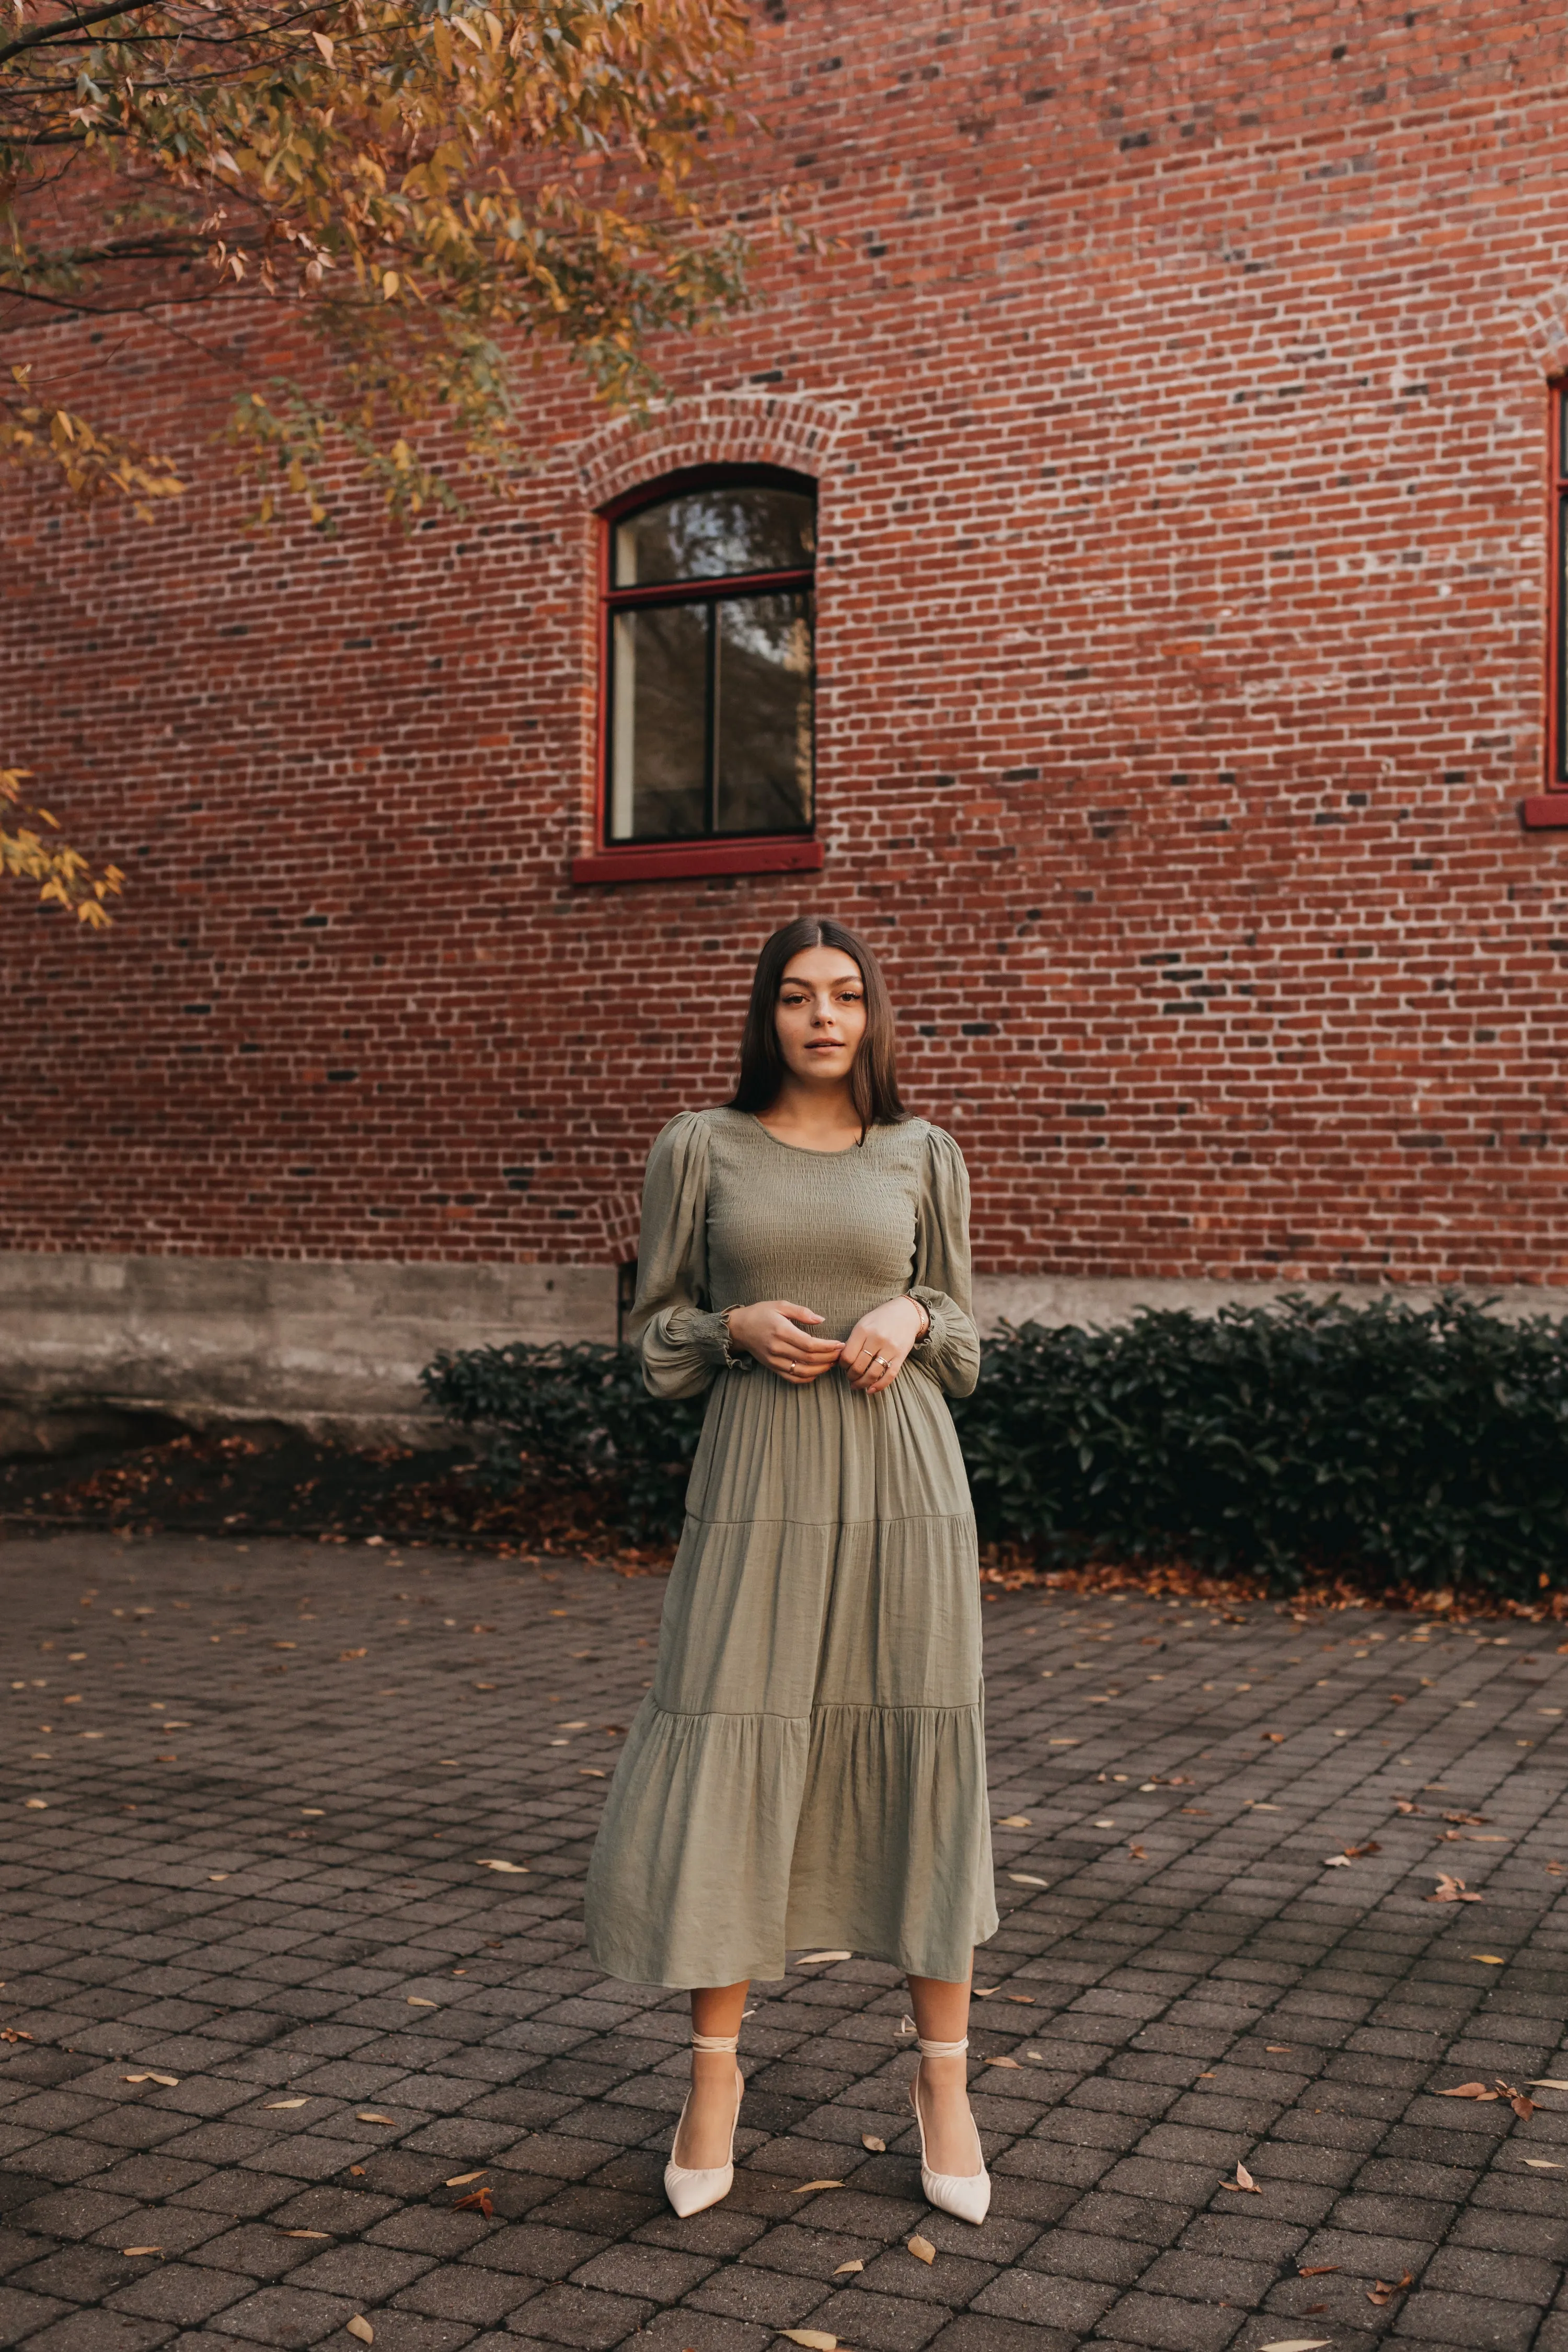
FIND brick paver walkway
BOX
[4,1534,1568,2352]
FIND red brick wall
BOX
[6,0,1568,1289]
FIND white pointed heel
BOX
[908,2030,991,2226]
[665,2030,744,2218]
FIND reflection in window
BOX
[604,470,815,845]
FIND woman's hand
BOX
[841,1296,926,1394]
[726,1301,843,1384]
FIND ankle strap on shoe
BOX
[691,2031,740,2054]
[917,2034,970,2059]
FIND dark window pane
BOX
[615,486,815,586]
[609,604,708,840]
[714,593,814,835]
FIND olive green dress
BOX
[583,1108,997,1989]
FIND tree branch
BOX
[0,0,162,68]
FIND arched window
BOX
[595,466,817,863]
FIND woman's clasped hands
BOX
[725,1296,925,1393]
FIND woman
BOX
[583,915,997,2224]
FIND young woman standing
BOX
[583,915,996,2223]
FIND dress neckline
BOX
[745,1112,865,1159]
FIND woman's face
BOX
[774,947,868,1089]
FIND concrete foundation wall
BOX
[5,1253,1567,1442]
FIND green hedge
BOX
[421,1293,1568,1593]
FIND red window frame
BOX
[1525,382,1568,828]
[570,463,825,885]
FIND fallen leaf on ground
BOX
[1260,1731,1284,1742]
[475,1859,528,1872]
[454,2187,493,2215]
[834,2257,864,2274]
[123,2073,179,2088]
[1005,1994,1035,2004]
[861,2134,885,2152]
[121,2246,163,2257]
[779,2332,838,2350]
[972,1986,996,1997]
[1298,2264,1339,2275]
[357,2113,396,2126]
[1221,2161,1261,2194]
[1527,2079,1568,2091]
[797,1952,851,1965]
[995,1815,1031,1827]
[984,2056,1021,2069]
[264,2098,309,2109]
[347,2321,374,2346]
[1128,1843,1147,1860]
[1342,1840,1380,1858]
[1321,1854,1352,1868]
[1427,1874,1482,1902]
[407,1997,437,2007]
[1470,1953,1505,1964]
[1439,2083,1495,2099]
[1393,1798,1422,1814]
[446,2171,488,2186]
[349,2165,365,2177]
[1525,2159,1564,2169]
[579,1767,607,1777]
[1259,2341,1331,2351]
[339,1650,367,1662]
[792,2180,844,2193]
[1368,2270,1413,2307]
[284,2229,331,2238]
[1444,1810,1489,1825]
[1266,2045,1292,2053]
[1007,1873,1049,1887]
[908,2232,936,2263]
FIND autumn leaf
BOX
[123,2072,179,2088]
[1298,2265,1339,2276]
[791,2180,844,2193]
[861,2134,885,2152]
[121,2246,164,2257]
[1221,2161,1261,2194]
[1525,2159,1564,2169]
[1007,1872,1049,1887]
[779,2332,838,2350]
[407,1997,438,2007]
[475,1859,528,1872]
[907,2233,936,2263]
[1526,2079,1568,2091]
[995,1815,1031,1827]
[284,2230,332,2239]
[984,2056,1021,2069]
[445,2171,488,2186]
[1005,1994,1035,2004]
[833,2258,863,2274]
[1259,2341,1331,2351]
[357,2113,396,2126]
[1439,2083,1494,2099]
[264,2097,309,2109]
[1427,1874,1482,1902]
[453,2186,493,2215]
[1368,2270,1413,2306]
[347,2321,374,2346]
[796,1952,851,1965]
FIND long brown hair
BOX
[729,916,907,1133]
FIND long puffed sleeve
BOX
[910,1124,982,1398]
[626,1112,731,1399]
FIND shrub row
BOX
[421,1293,1568,1593]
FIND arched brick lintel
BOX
[1516,289,1568,384]
[571,391,854,510]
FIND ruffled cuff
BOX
[639,1304,732,1399]
[909,1285,981,1399]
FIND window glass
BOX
[610,605,708,840]
[715,594,814,835]
[614,485,814,587]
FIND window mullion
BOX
[705,600,719,837]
